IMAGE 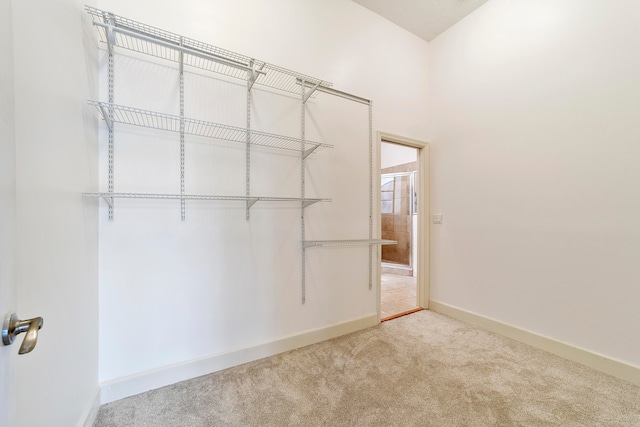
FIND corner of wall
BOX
[100,313,378,404]
[429,300,640,387]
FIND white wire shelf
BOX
[303,239,397,248]
[89,101,332,154]
[85,6,332,96]
[84,192,330,208]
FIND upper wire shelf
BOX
[89,101,332,154]
[85,6,333,96]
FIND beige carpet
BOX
[94,310,640,426]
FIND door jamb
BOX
[376,132,430,321]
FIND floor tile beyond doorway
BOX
[381,273,417,319]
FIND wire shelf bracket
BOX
[97,103,113,132]
[302,199,323,209]
[101,194,114,209]
[247,61,265,92]
[303,145,320,159]
[302,81,321,104]
[246,198,259,209]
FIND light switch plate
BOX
[433,214,443,224]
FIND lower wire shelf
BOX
[84,192,330,207]
[303,239,397,248]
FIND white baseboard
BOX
[79,387,101,427]
[428,300,640,386]
[100,314,379,404]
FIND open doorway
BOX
[378,134,429,321]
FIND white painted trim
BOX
[376,132,430,314]
[429,300,640,386]
[78,387,101,427]
[100,314,378,404]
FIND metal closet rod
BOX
[92,21,266,76]
[296,78,371,105]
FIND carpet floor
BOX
[94,310,640,426]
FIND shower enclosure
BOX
[381,171,416,272]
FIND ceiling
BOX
[352,0,490,42]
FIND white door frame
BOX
[376,132,429,320]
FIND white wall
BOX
[95,0,429,391]
[429,0,640,367]
[381,142,417,170]
[13,0,100,425]
[0,0,16,425]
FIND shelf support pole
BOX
[107,12,116,220]
[245,61,253,220]
[301,80,307,304]
[180,37,186,220]
[368,101,373,289]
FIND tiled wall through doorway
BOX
[381,160,416,273]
